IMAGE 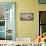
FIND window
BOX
[0,2,16,40]
[39,11,46,35]
[39,0,46,4]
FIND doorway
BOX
[39,11,46,35]
[0,2,16,40]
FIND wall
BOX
[0,0,46,40]
[16,0,35,39]
[16,0,39,39]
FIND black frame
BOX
[39,12,40,36]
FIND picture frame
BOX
[39,0,46,4]
[20,13,34,21]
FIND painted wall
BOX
[0,0,46,40]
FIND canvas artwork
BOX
[20,13,34,21]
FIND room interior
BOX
[0,0,46,46]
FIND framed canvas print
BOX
[0,2,16,40]
[20,13,34,21]
[39,0,46,4]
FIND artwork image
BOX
[20,13,34,21]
